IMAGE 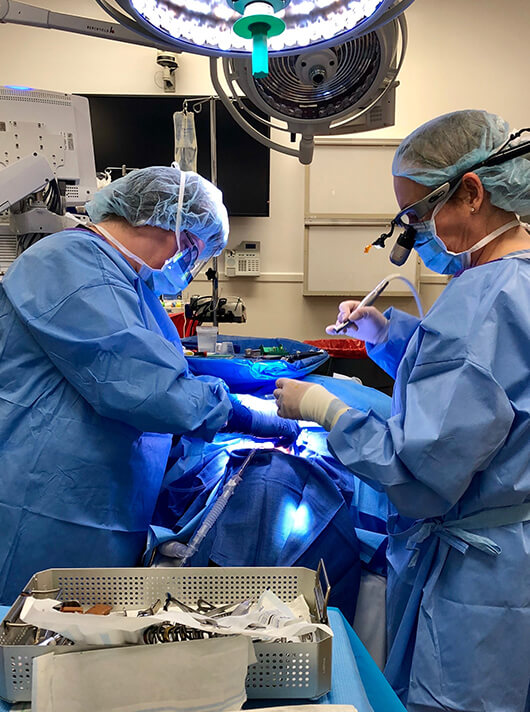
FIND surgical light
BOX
[210,13,408,162]
[96,0,412,57]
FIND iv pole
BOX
[179,95,220,329]
[208,97,220,329]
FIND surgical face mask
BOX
[413,200,521,275]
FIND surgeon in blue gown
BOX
[0,165,297,604]
[274,111,530,712]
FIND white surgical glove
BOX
[326,300,389,344]
[274,379,349,431]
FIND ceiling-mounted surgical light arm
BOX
[209,56,310,161]
[0,0,176,50]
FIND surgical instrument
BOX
[333,277,393,333]
[333,273,424,333]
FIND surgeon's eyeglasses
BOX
[178,229,199,253]
[393,183,459,227]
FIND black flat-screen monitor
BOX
[81,95,270,217]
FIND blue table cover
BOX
[0,606,405,712]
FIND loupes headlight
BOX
[366,220,417,266]
[389,225,417,266]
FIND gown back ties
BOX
[405,502,530,567]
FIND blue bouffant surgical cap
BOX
[392,110,530,216]
[86,165,229,259]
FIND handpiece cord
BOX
[384,273,424,318]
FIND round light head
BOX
[122,0,397,57]
[229,26,397,124]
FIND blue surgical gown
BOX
[0,228,231,603]
[328,251,530,712]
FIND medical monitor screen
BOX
[82,95,270,217]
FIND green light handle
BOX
[250,23,269,77]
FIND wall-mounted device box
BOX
[225,240,261,277]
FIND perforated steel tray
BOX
[0,565,332,703]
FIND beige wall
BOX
[0,0,528,339]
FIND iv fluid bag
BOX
[174,110,198,172]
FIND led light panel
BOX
[125,0,395,56]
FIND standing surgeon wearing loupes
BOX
[274,110,530,712]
